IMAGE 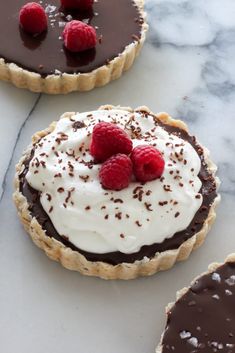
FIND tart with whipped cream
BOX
[14,105,220,279]
[156,253,235,353]
[0,0,147,94]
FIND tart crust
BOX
[156,253,235,353]
[0,0,148,94]
[13,105,220,280]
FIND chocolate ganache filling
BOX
[162,261,235,353]
[19,117,217,265]
[0,0,142,76]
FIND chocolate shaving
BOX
[72,121,86,131]
[113,198,123,203]
[144,202,153,211]
[163,185,172,192]
[46,193,52,202]
[79,175,89,182]
[54,173,62,178]
[115,212,122,220]
[159,201,168,206]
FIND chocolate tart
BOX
[0,0,147,94]
[13,106,220,280]
[156,253,235,353]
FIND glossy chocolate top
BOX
[19,116,217,265]
[0,0,142,76]
[162,261,235,353]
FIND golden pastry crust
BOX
[0,0,148,94]
[156,253,235,353]
[13,105,220,280]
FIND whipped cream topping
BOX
[26,109,203,254]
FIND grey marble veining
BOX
[146,0,235,196]
[0,1,235,353]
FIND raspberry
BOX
[90,122,133,162]
[99,154,133,191]
[63,20,97,52]
[131,145,165,182]
[19,2,47,35]
[61,0,94,11]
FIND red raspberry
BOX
[90,122,133,162]
[63,20,97,52]
[61,0,94,11]
[99,154,133,191]
[131,145,165,182]
[19,2,47,35]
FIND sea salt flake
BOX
[180,331,191,339]
[212,294,220,300]
[45,5,57,13]
[212,273,221,282]
[226,343,234,348]
[59,22,66,28]
[187,337,198,347]
[225,275,235,286]
[211,342,218,348]
[225,289,232,295]
[211,341,224,349]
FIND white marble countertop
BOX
[1,1,235,352]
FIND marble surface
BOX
[1,1,235,352]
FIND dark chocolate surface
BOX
[0,0,142,76]
[162,261,235,353]
[19,116,217,265]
